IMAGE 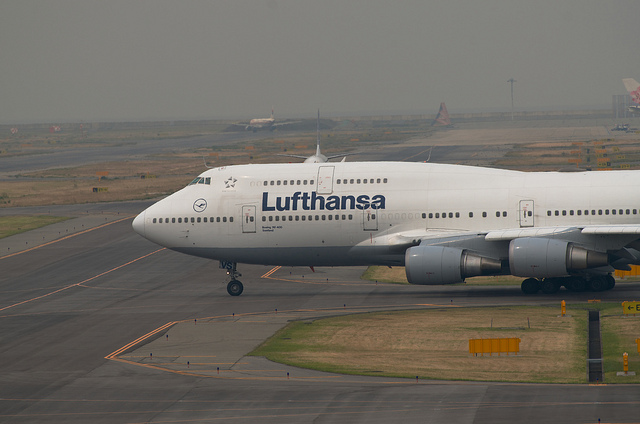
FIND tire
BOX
[227,280,244,296]
[605,275,615,290]
[521,278,540,294]
[588,277,605,292]
[541,279,560,294]
[565,277,586,292]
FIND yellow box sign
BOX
[622,301,640,315]
[469,338,521,356]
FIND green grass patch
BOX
[251,306,591,383]
[0,215,70,239]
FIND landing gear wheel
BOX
[541,279,560,294]
[588,277,606,292]
[227,280,244,296]
[605,275,615,290]
[565,277,587,292]
[521,278,540,294]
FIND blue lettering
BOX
[356,195,370,210]
[311,192,325,210]
[261,192,386,212]
[326,196,340,210]
[276,196,290,211]
[262,192,275,211]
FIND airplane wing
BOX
[386,225,640,268]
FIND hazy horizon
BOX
[1,1,638,124]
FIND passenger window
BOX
[503,211,507,217]
[197,217,201,223]
[469,212,473,218]
[223,217,227,222]
[383,178,388,183]
[482,212,487,218]
[350,179,355,184]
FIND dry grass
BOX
[252,306,587,383]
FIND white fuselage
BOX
[132,162,640,268]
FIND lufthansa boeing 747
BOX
[133,161,640,296]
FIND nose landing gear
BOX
[225,262,244,296]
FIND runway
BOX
[2,202,640,423]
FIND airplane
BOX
[432,102,453,127]
[240,108,300,132]
[132,159,640,297]
[622,78,640,114]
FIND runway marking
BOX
[0,215,135,260]
[261,266,281,278]
[403,147,434,161]
[0,247,166,313]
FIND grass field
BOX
[251,303,640,383]
[251,306,590,383]
[0,215,70,239]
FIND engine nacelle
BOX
[508,238,609,278]
[405,246,502,285]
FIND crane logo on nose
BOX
[193,198,208,213]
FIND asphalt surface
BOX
[2,202,640,424]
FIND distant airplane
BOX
[432,102,452,126]
[240,108,300,132]
[622,78,640,114]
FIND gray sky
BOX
[1,0,639,123]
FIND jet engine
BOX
[404,246,502,285]
[508,238,609,278]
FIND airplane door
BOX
[317,166,335,194]
[519,200,534,227]
[363,208,378,231]
[242,205,256,233]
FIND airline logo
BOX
[262,191,386,211]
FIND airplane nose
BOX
[132,210,146,237]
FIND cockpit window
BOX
[188,177,212,186]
